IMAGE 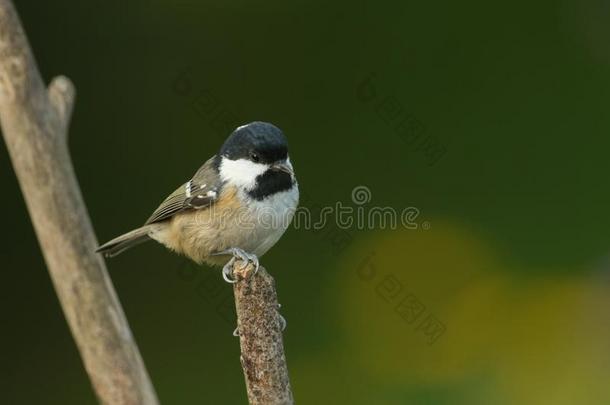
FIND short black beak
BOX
[271,162,294,176]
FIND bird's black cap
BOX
[219,122,288,164]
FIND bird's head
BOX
[218,122,296,199]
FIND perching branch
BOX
[233,264,294,405]
[0,1,158,404]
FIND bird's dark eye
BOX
[250,152,260,162]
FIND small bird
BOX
[97,121,299,282]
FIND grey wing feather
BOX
[144,156,222,224]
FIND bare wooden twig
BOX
[0,1,158,403]
[233,264,294,405]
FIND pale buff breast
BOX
[152,185,298,266]
[245,185,299,257]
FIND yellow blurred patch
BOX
[323,221,610,404]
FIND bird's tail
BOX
[96,225,154,258]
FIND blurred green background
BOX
[2,0,610,404]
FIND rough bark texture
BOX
[233,264,294,405]
[0,1,159,404]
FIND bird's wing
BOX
[144,156,222,224]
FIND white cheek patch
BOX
[219,158,268,189]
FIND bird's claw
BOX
[215,248,259,283]
[222,257,238,283]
